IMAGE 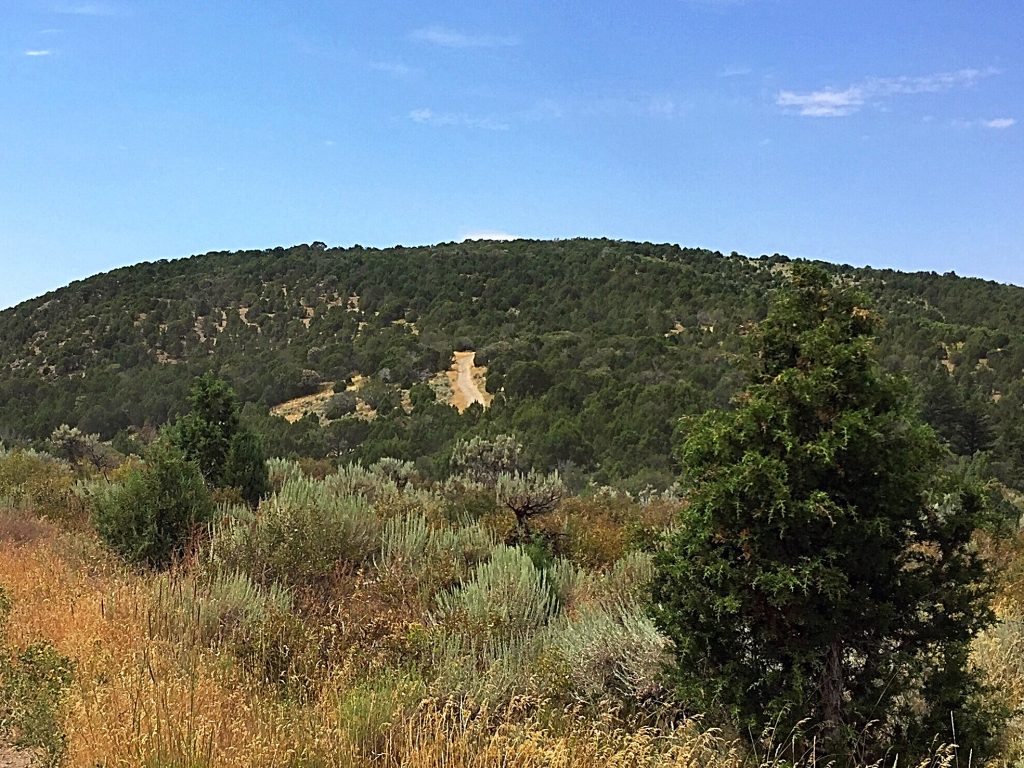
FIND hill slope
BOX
[2,239,1023,487]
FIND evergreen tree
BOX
[224,430,269,506]
[651,265,997,760]
[171,373,267,504]
[170,373,240,486]
[91,439,213,568]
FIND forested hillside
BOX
[1,239,1023,489]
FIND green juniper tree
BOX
[170,373,269,504]
[91,439,213,568]
[651,265,998,760]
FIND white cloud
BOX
[776,86,863,117]
[718,66,752,78]
[409,108,509,131]
[24,49,52,56]
[777,67,998,117]
[461,231,518,242]
[411,25,518,49]
[983,117,1016,129]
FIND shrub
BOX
[209,476,379,586]
[90,440,214,568]
[496,470,564,541]
[0,586,74,766]
[380,511,494,591]
[434,545,558,645]
[542,604,669,709]
[450,434,523,485]
[152,571,308,684]
[0,449,77,523]
[223,430,269,506]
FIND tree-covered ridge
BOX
[1,239,1023,488]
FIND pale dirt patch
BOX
[0,743,38,768]
[270,384,337,423]
[237,306,260,332]
[446,351,492,413]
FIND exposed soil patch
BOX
[270,384,337,423]
[446,351,492,413]
[0,743,38,768]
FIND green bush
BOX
[324,391,358,420]
[209,476,379,586]
[0,448,76,523]
[223,430,269,506]
[90,440,214,568]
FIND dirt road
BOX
[448,351,491,412]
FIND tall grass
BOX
[0,466,1017,767]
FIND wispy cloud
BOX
[718,66,752,78]
[777,67,998,117]
[53,3,118,15]
[24,49,52,57]
[411,25,518,49]
[461,231,519,242]
[983,117,1016,129]
[409,108,509,131]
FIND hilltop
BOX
[1,239,1023,488]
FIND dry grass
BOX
[0,524,743,768]
[0,503,1014,767]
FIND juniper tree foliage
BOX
[92,439,213,568]
[170,373,268,504]
[170,373,241,486]
[651,265,998,758]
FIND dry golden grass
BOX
[0,527,732,767]
[0,517,1007,768]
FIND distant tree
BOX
[170,374,267,504]
[324,391,358,420]
[651,265,998,760]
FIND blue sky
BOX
[1,0,1022,309]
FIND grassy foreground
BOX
[1,455,1023,766]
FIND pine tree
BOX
[651,265,998,759]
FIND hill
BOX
[1,239,1023,488]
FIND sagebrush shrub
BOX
[380,511,494,591]
[152,570,307,684]
[209,475,379,585]
[0,449,77,523]
[434,545,558,645]
[542,604,669,709]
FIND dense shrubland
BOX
[2,240,1023,490]
[2,436,1023,766]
